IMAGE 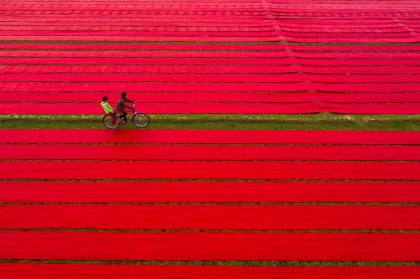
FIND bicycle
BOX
[102,103,150,129]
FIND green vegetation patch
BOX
[1,114,419,131]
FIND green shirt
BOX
[101,101,114,114]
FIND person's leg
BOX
[122,111,128,123]
[109,112,116,125]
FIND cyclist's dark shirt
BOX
[116,97,134,112]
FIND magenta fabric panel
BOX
[1,205,420,230]
[1,182,418,203]
[0,161,419,180]
[2,144,420,161]
[2,265,420,279]
[1,232,420,261]
[1,130,418,144]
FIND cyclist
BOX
[101,96,117,125]
[116,92,135,123]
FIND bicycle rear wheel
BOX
[132,113,150,128]
[102,114,120,129]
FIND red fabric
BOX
[2,103,420,114]
[2,73,419,83]
[1,232,419,261]
[1,130,418,144]
[0,51,289,58]
[0,57,293,65]
[2,144,420,161]
[0,35,280,42]
[1,205,420,230]
[2,264,420,279]
[1,181,418,203]
[0,65,300,74]
[285,37,420,43]
[0,161,419,180]
[0,43,286,51]
[4,65,420,74]
[2,92,420,103]
[4,57,420,66]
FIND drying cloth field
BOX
[1,0,420,113]
[1,129,420,277]
[1,0,420,278]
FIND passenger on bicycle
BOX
[101,96,117,125]
[116,92,135,123]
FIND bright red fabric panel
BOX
[1,205,420,230]
[1,232,419,261]
[0,65,300,74]
[0,35,281,42]
[1,130,418,144]
[1,182,418,203]
[3,264,420,279]
[2,103,420,114]
[2,73,420,83]
[1,144,419,161]
[0,161,418,180]
[2,92,420,103]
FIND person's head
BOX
[121,92,127,98]
[102,96,108,102]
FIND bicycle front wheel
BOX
[132,113,150,128]
[102,114,120,129]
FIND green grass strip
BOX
[2,114,420,131]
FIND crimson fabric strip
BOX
[2,73,420,83]
[1,205,419,230]
[3,57,419,66]
[0,73,305,83]
[0,36,281,42]
[0,31,275,36]
[0,92,314,103]
[290,45,420,51]
[0,103,323,114]
[2,92,420,104]
[1,182,418,203]
[0,51,290,58]
[1,103,420,114]
[301,66,420,74]
[2,145,419,161]
[1,130,418,144]
[0,57,294,65]
[0,65,300,74]
[2,65,420,75]
[8,82,420,93]
[0,161,418,180]
[0,44,286,51]
[3,265,420,279]
[285,37,420,43]
[294,52,420,59]
[1,232,419,261]
[0,82,309,92]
